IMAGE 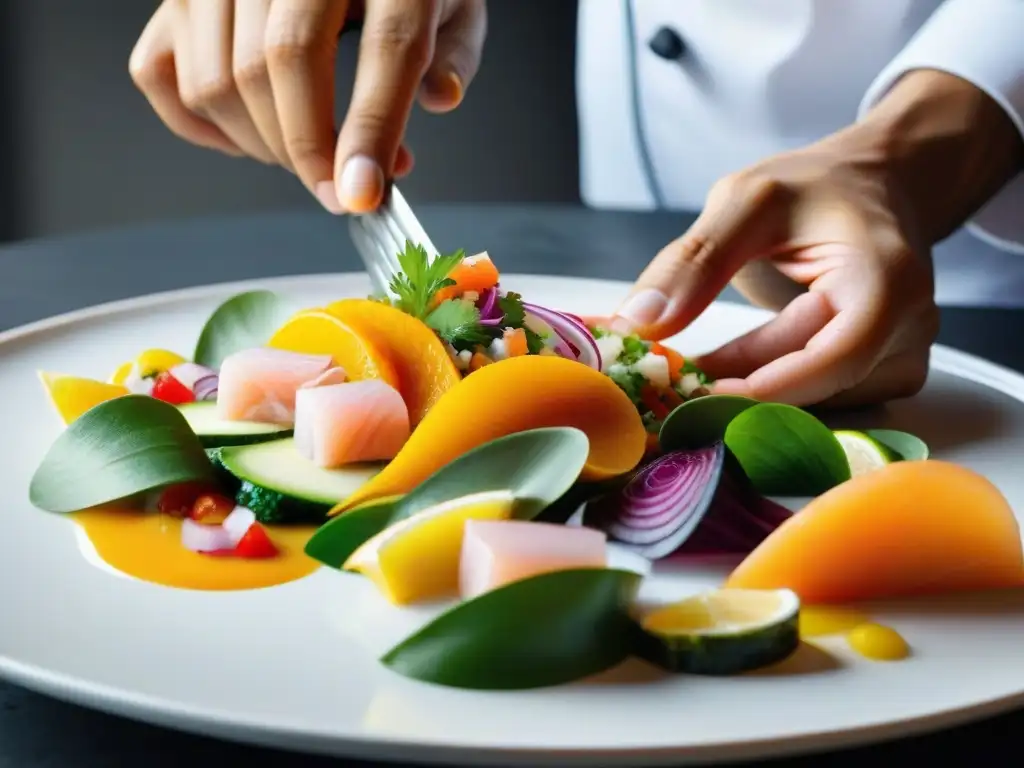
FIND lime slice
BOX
[637,588,800,675]
[834,430,899,477]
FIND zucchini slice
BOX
[177,401,292,447]
[218,438,382,524]
[636,588,800,675]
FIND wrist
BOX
[833,69,1024,244]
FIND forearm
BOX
[835,69,1024,245]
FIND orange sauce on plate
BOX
[73,508,320,591]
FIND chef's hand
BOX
[611,70,1024,408]
[129,0,486,213]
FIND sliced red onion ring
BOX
[170,362,217,391]
[193,374,219,402]
[181,518,236,553]
[523,311,575,359]
[522,302,602,369]
[477,287,501,321]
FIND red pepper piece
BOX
[233,524,278,559]
[151,371,195,404]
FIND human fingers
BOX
[610,172,791,340]
[334,0,441,212]
[711,295,891,406]
[233,0,292,168]
[693,291,835,381]
[418,0,487,113]
[128,2,242,156]
[394,144,415,177]
[814,350,930,409]
[265,0,350,212]
[179,0,277,163]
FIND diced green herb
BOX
[523,327,546,355]
[426,299,490,350]
[388,241,466,319]
[619,335,650,366]
[682,360,710,385]
[606,368,646,407]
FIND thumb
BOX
[418,0,487,113]
[610,174,787,340]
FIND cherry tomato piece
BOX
[157,481,215,517]
[234,524,278,559]
[151,371,195,404]
[190,494,235,525]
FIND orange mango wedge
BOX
[39,372,128,425]
[333,355,646,514]
[726,460,1023,604]
[324,299,461,427]
[267,309,400,390]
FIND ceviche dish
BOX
[29,244,1024,689]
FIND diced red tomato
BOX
[190,494,235,525]
[640,386,671,419]
[234,523,278,559]
[151,371,195,404]
[157,481,216,517]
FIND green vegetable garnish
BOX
[619,335,650,366]
[193,290,291,369]
[606,368,647,407]
[681,359,710,386]
[388,241,466,319]
[425,299,490,350]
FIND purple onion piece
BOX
[193,374,219,402]
[476,287,502,323]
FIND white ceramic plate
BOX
[1,274,1023,766]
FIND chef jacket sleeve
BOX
[859,0,1024,255]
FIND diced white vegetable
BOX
[454,349,472,371]
[594,334,625,372]
[634,353,671,389]
[488,337,509,361]
[679,372,703,397]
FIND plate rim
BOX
[2,272,1023,766]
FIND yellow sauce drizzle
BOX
[73,508,320,591]
[846,623,909,661]
[798,606,869,638]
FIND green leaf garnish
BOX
[864,429,930,461]
[29,396,215,513]
[193,290,291,369]
[381,568,642,690]
[606,368,646,407]
[497,291,526,328]
[305,428,590,568]
[388,241,465,319]
[425,299,490,350]
[619,335,650,366]
[724,403,852,495]
[659,394,759,452]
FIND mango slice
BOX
[324,299,461,427]
[726,460,1023,603]
[335,355,646,513]
[39,372,128,425]
[267,309,400,390]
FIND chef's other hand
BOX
[129,0,486,213]
[610,70,1024,408]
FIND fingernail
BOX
[421,71,464,111]
[613,289,669,333]
[339,154,384,212]
[315,181,344,215]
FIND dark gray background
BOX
[0,0,581,243]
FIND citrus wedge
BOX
[324,299,461,427]
[834,430,897,477]
[343,489,515,605]
[267,308,400,390]
[39,371,128,425]
[638,588,800,674]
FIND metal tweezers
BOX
[348,185,438,298]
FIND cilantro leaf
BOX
[523,327,546,355]
[497,292,527,328]
[426,299,490,351]
[388,241,466,319]
[619,335,651,366]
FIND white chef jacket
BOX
[576,0,1024,255]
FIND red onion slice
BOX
[523,311,575,359]
[170,362,217,391]
[193,374,219,402]
[522,302,602,369]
